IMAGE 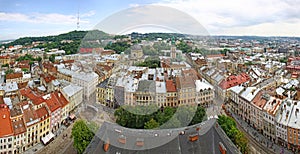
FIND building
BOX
[44,93,62,133]
[6,73,23,83]
[0,104,14,154]
[218,73,250,101]
[165,80,178,107]
[155,81,167,107]
[250,91,267,132]
[286,101,300,152]
[176,76,196,105]
[71,72,98,102]
[61,84,83,112]
[36,106,50,142]
[130,45,144,64]
[195,79,214,107]
[0,55,11,65]
[21,102,41,149]
[262,96,282,142]
[275,99,294,147]
[135,80,156,106]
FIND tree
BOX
[217,115,248,154]
[190,106,206,125]
[22,68,28,72]
[5,69,14,75]
[49,54,56,63]
[72,120,95,154]
[144,118,160,129]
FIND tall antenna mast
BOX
[77,7,80,30]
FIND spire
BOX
[171,36,175,45]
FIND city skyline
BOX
[1,0,300,40]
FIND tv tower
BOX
[77,7,80,30]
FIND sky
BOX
[1,0,300,40]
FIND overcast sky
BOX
[1,0,300,40]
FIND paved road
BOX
[230,112,293,154]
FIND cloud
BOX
[154,0,300,36]
[81,10,96,17]
[0,11,96,25]
[129,4,140,8]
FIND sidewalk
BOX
[230,112,293,154]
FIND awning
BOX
[41,132,55,145]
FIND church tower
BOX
[170,36,176,59]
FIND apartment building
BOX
[71,72,98,101]
[165,80,178,107]
[275,99,293,146]
[195,79,214,107]
[61,84,83,112]
[0,104,14,154]
[263,97,282,142]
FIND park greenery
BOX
[217,115,248,154]
[5,69,14,75]
[72,120,98,154]
[104,41,131,54]
[136,57,161,68]
[114,105,206,129]
[16,54,42,62]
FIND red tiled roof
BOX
[41,74,57,83]
[176,76,195,89]
[0,55,10,59]
[36,106,49,120]
[12,119,26,135]
[166,80,177,92]
[80,48,93,53]
[62,60,75,64]
[100,50,115,55]
[252,91,267,109]
[18,81,28,89]
[182,69,201,80]
[20,88,45,105]
[0,104,13,137]
[6,72,23,79]
[22,104,39,125]
[206,54,225,58]
[54,92,69,108]
[219,73,250,90]
[45,93,61,112]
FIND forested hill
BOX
[1,30,114,47]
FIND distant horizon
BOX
[1,29,300,42]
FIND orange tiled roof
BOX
[0,55,10,59]
[6,72,23,79]
[0,104,13,137]
[219,73,250,90]
[54,92,69,108]
[36,106,49,120]
[166,80,177,92]
[12,119,26,135]
[22,104,39,125]
[41,74,56,83]
[45,93,61,112]
[206,54,225,58]
[252,91,267,109]
[176,76,195,89]
[20,88,45,105]
[18,81,28,89]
